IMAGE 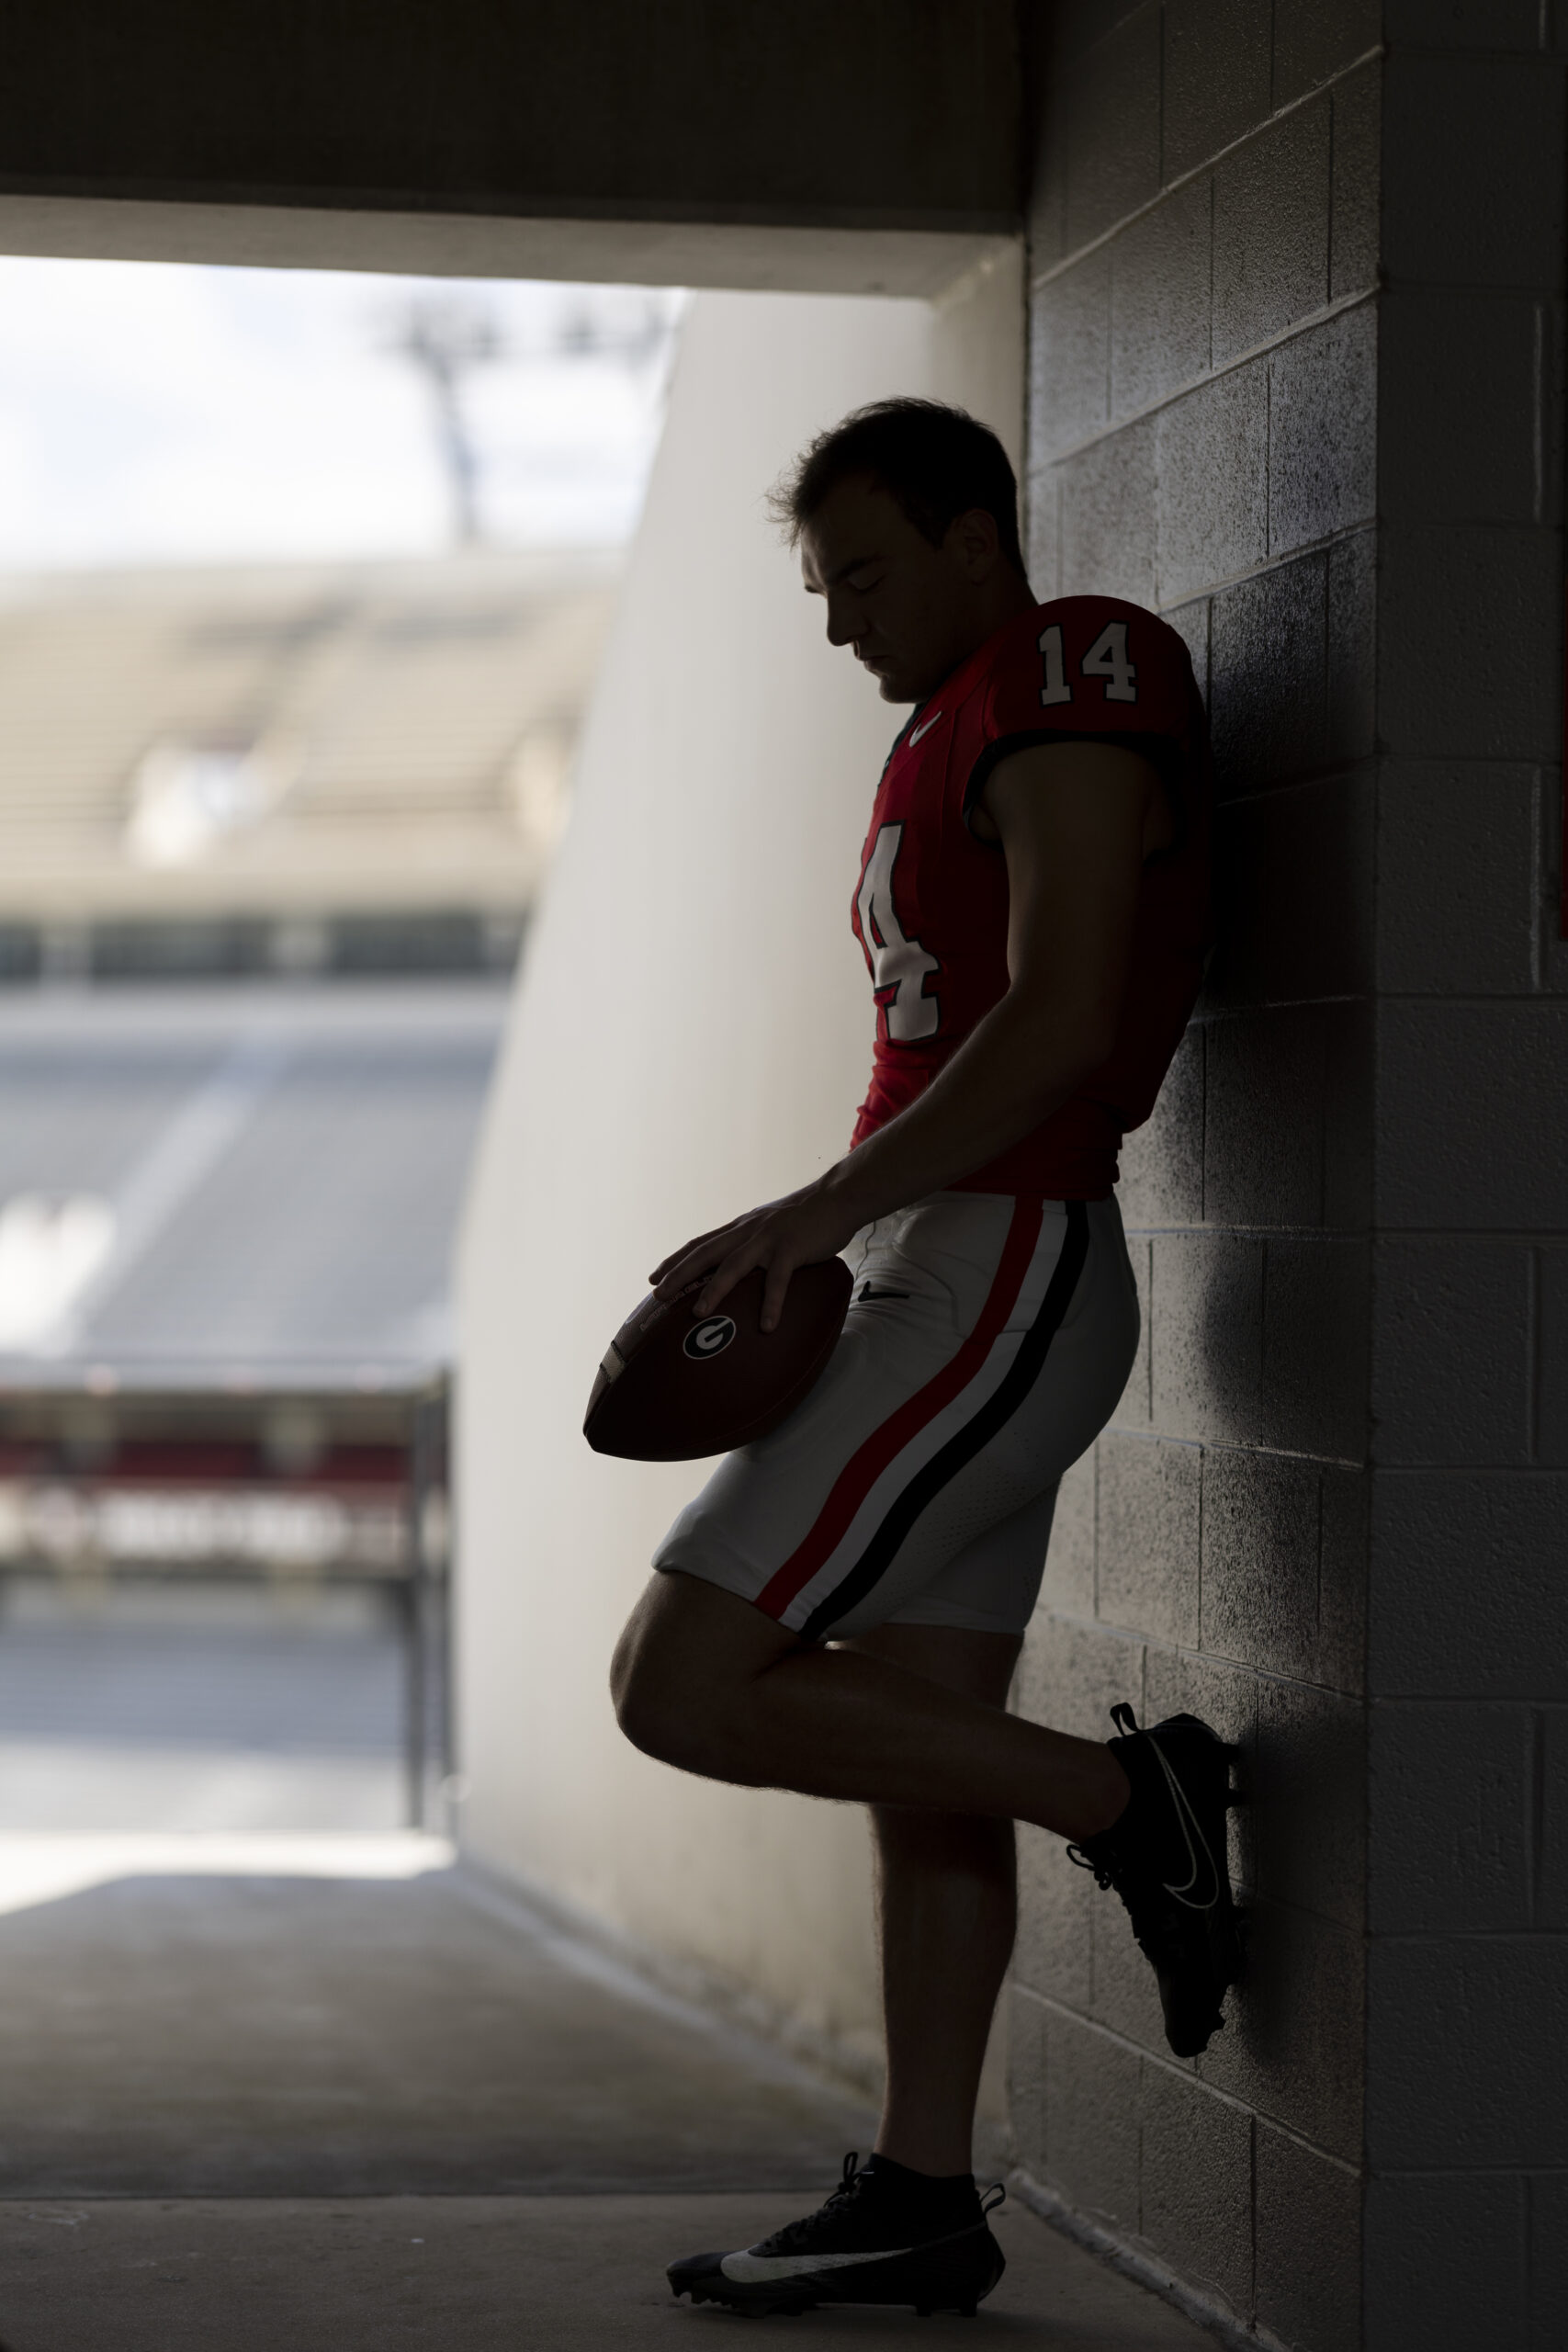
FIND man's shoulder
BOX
[969,594,1200,732]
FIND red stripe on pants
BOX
[754,1194,1045,1621]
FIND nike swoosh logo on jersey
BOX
[908,711,943,745]
[720,2246,913,2283]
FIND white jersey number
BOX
[856,822,939,1042]
[1039,617,1139,706]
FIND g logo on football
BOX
[683,1315,737,1361]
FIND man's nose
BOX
[824,595,856,648]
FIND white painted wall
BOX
[456,269,1021,2073]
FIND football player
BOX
[611,400,1239,2320]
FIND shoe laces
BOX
[761,2153,871,2253]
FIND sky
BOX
[0,258,682,571]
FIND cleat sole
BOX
[669,2227,1005,2318]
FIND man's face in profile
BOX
[799,476,1003,707]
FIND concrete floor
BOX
[0,1845,1213,2346]
[0,2195,1213,2349]
[0,1859,874,2196]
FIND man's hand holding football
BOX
[649,1181,865,1333]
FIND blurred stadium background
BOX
[0,259,672,1838]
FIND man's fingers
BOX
[651,1236,736,1295]
[759,1256,795,1334]
[649,1226,726,1286]
[693,1242,765,1317]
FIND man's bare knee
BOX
[611,1570,794,1776]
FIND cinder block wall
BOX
[1363,17,1567,2349]
[1012,8,1567,2350]
[1011,6,1380,2346]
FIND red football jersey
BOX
[848,594,1212,1198]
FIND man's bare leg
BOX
[847,1623,1022,2178]
[611,1570,1128,1842]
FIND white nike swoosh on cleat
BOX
[1146,1733,1221,1910]
[720,2246,913,2282]
[908,712,943,745]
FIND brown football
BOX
[583,1257,853,1462]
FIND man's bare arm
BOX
[651,738,1159,1328]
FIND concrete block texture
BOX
[1253,2124,1362,2352]
[1258,1236,1371,1462]
[1375,762,1539,996]
[1382,51,1568,288]
[1209,554,1329,798]
[1016,1611,1146,1744]
[1110,177,1213,418]
[1095,1433,1201,1648]
[1118,1020,1204,1230]
[1025,463,1063,600]
[1055,418,1158,605]
[1139,2064,1254,2317]
[1207,773,1375,1010]
[1371,1240,1534,1467]
[1327,527,1377,762]
[1384,0,1553,45]
[1366,1934,1568,2165]
[1377,526,1564,763]
[1036,0,1164,260]
[1163,595,1211,708]
[1152,1233,1369,1461]
[1370,1472,1568,1699]
[1535,1706,1568,1929]
[1028,247,1110,466]
[1269,300,1377,553]
[1329,60,1382,300]
[1149,1233,1264,1447]
[1201,1447,1325,1682]
[1273,0,1381,109]
[1200,1901,1365,2159]
[1119,1237,1155,1430]
[1254,1679,1366,1932]
[1363,2172,1529,2352]
[1376,1001,1568,1228]
[1379,289,1545,526]
[1213,102,1331,367]
[1043,2003,1143,2226]
[1529,2171,1568,2352]
[1201,1453,1368,1698]
[1318,1465,1371,1695]
[1156,363,1269,602]
[1368,1701,1534,1934]
[1537,1248,1568,1465]
[1160,0,1271,183]
[1202,1001,1372,1231]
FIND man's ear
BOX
[948,505,1001,582]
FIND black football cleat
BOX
[667,2152,1007,2316]
[1068,1702,1244,2058]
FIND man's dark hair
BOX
[770,397,1026,576]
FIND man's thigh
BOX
[841,1622,1021,1710]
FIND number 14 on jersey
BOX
[1040,619,1137,707]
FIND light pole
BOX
[388,297,502,547]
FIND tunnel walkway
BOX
[0,1841,1213,2346]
